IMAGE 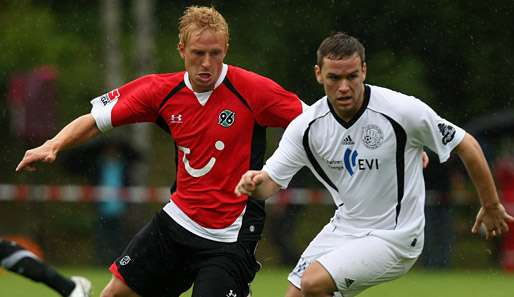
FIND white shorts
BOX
[288,223,418,297]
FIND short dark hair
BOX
[316,32,365,68]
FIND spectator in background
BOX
[0,238,91,297]
[95,143,128,266]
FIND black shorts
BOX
[110,210,260,297]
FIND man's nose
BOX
[338,80,350,93]
[201,54,211,68]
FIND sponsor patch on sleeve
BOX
[437,122,456,145]
[100,88,120,106]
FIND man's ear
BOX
[314,65,323,84]
[177,42,185,59]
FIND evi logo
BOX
[343,148,379,176]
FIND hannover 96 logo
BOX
[218,109,235,128]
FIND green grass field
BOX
[1,267,513,297]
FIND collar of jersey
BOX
[327,84,371,129]
[183,63,228,93]
[183,64,228,106]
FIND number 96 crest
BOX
[218,109,235,128]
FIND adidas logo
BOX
[345,278,355,288]
[342,135,355,145]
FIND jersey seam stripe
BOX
[381,113,406,228]
[303,112,339,192]
[157,80,186,113]
[155,81,186,134]
[222,77,251,111]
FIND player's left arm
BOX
[234,170,281,200]
[454,133,514,239]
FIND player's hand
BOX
[421,151,429,169]
[235,170,266,197]
[471,203,514,240]
[15,141,58,172]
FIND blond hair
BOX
[178,6,229,47]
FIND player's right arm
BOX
[234,170,281,199]
[16,114,99,172]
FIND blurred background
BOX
[1,0,514,283]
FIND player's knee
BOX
[100,279,134,297]
[300,263,336,297]
[300,275,326,297]
[100,286,117,297]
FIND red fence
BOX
[0,184,332,205]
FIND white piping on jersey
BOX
[184,64,228,106]
[178,140,225,177]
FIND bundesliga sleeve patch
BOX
[100,88,120,106]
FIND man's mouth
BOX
[337,96,352,101]
[198,73,212,81]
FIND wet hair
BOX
[316,32,365,68]
[178,6,229,47]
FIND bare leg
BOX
[100,276,140,297]
[300,261,337,297]
[284,282,303,297]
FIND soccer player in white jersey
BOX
[235,32,514,297]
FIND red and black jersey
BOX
[91,64,303,242]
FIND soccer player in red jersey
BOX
[16,6,305,297]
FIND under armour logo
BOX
[169,114,183,124]
[226,289,237,297]
[345,278,355,288]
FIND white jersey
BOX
[263,85,465,258]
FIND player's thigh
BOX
[111,212,194,297]
[318,236,417,297]
[192,265,249,297]
[288,222,342,289]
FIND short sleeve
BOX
[263,117,308,188]
[90,75,160,132]
[409,99,466,163]
[244,73,304,128]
